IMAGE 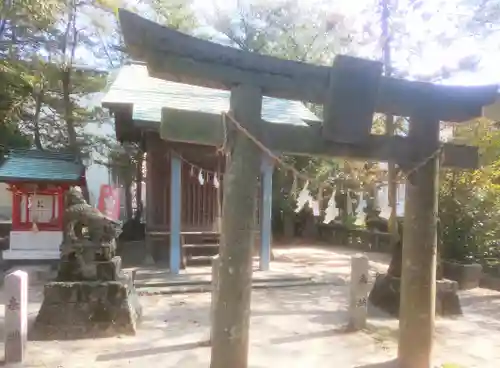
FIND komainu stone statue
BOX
[32,187,142,340]
[57,187,122,281]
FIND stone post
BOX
[4,270,28,364]
[210,255,220,342]
[348,254,370,331]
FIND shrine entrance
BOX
[102,62,317,270]
[117,9,498,368]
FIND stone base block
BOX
[368,273,462,317]
[480,273,500,291]
[31,272,142,340]
[442,261,483,290]
[436,278,462,316]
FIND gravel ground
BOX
[0,245,498,367]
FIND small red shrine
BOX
[0,149,86,261]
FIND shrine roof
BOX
[101,62,321,127]
[0,149,85,183]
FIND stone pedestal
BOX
[368,273,462,317]
[32,256,142,340]
[32,271,141,340]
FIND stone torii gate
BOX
[118,9,498,368]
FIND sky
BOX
[191,0,500,86]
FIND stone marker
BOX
[348,254,370,331]
[4,270,28,363]
[210,255,220,342]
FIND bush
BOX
[439,169,500,264]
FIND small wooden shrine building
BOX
[0,149,86,261]
[102,62,320,272]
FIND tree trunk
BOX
[61,1,89,201]
[134,150,144,221]
[61,4,78,153]
[62,64,90,201]
[33,89,44,150]
[210,85,262,368]
[124,180,133,221]
[283,210,295,239]
[61,66,77,150]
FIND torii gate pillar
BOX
[399,114,440,368]
[210,85,262,368]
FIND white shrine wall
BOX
[0,183,12,221]
[3,231,62,260]
[4,193,62,261]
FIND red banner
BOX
[97,185,120,220]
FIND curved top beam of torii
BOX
[118,9,497,123]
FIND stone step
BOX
[186,255,215,266]
[137,279,333,296]
[182,243,219,249]
[134,275,313,289]
[183,244,219,259]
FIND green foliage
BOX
[0,0,113,147]
[210,0,346,60]
[142,0,198,32]
[0,0,62,125]
[0,59,32,123]
[439,119,500,263]
[106,142,141,186]
[0,121,31,158]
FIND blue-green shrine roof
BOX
[101,62,321,127]
[0,149,84,183]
